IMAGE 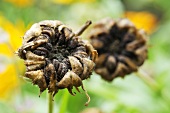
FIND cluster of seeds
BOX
[17,20,97,106]
[88,18,148,81]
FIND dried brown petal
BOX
[89,18,148,81]
[17,20,97,105]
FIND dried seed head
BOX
[17,20,97,106]
[88,18,148,81]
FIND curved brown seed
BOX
[23,23,42,43]
[25,60,45,66]
[31,38,48,49]
[84,41,98,61]
[118,55,137,71]
[26,51,44,60]
[95,67,112,81]
[26,64,44,71]
[112,62,130,78]
[56,71,82,89]
[44,63,57,93]
[80,58,95,80]
[105,55,117,72]
[42,27,55,37]
[135,46,147,65]
[95,54,108,67]
[25,70,47,93]
[126,39,146,51]
[68,56,83,75]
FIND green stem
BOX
[136,69,170,111]
[59,89,69,113]
[48,93,53,113]
[135,68,159,91]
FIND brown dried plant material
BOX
[88,18,148,81]
[80,107,103,113]
[17,20,97,106]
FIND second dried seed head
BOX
[88,18,148,81]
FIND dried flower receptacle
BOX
[17,20,97,106]
[88,18,148,81]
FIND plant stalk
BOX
[135,68,159,91]
[136,69,170,111]
[59,89,69,113]
[48,93,53,113]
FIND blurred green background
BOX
[0,0,170,113]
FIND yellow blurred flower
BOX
[0,15,26,54]
[53,0,74,4]
[124,11,158,34]
[4,0,34,7]
[0,65,18,98]
[52,0,95,4]
[0,14,25,99]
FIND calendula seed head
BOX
[88,18,148,81]
[17,20,97,106]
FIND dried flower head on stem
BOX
[88,18,148,81]
[17,20,97,106]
